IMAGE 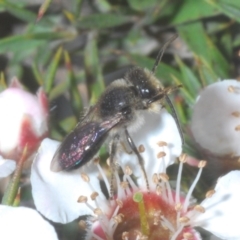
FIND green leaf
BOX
[127,0,161,11]
[207,0,240,23]
[175,99,187,124]
[32,62,44,86]
[220,32,232,58]
[0,32,74,54]
[0,1,36,22]
[171,75,195,105]
[177,21,229,79]
[197,56,219,85]
[175,56,201,97]
[156,0,219,25]
[37,0,53,22]
[94,0,111,12]
[64,50,83,117]
[48,80,69,101]
[84,36,105,104]
[59,116,77,133]
[77,13,131,29]
[72,0,83,18]
[0,35,44,54]
[0,73,7,92]
[44,46,63,94]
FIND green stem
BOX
[2,147,27,205]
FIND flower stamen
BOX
[138,145,145,153]
[122,231,129,240]
[183,160,206,212]
[205,189,215,198]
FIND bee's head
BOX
[125,67,164,109]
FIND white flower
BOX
[31,138,107,223]
[191,80,240,156]
[30,107,240,239]
[0,156,16,178]
[31,109,182,225]
[190,170,240,240]
[0,205,58,240]
[0,77,48,160]
[118,109,182,189]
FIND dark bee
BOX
[51,35,183,179]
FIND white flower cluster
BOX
[1,78,240,240]
[31,100,240,240]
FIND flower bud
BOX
[191,80,240,156]
[0,78,48,160]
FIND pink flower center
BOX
[93,191,198,240]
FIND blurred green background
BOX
[0,0,239,239]
[1,0,240,137]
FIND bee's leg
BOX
[124,128,149,192]
[109,134,120,199]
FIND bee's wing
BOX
[77,105,98,125]
[51,114,123,172]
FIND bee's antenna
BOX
[151,33,184,145]
[151,34,178,74]
[165,94,184,145]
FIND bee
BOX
[51,35,183,190]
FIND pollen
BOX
[91,192,99,200]
[81,173,90,182]
[120,181,129,189]
[124,165,133,175]
[157,151,166,159]
[205,189,215,198]
[113,214,124,224]
[174,203,182,211]
[106,157,111,167]
[228,85,235,92]
[152,173,158,184]
[122,231,129,240]
[157,141,168,147]
[235,125,240,131]
[156,185,162,195]
[138,144,145,153]
[179,153,187,163]
[93,157,100,164]
[194,205,205,213]
[116,199,123,208]
[78,220,87,230]
[153,211,161,225]
[232,111,240,117]
[198,160,207,168]
[158,173,169,182]
[94,208,103,216]
[179,216,190,223]
[77,195,87,203]
[183,232,194,239]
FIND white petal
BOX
[0,88,48,154]
[193,171,240,240]
[191,80,240,156]
[0,157,16,177]
[31,138,107,223]
[118,109,182,188]
[0,205,58,240]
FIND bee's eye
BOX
[138,87,150,99]
[121,106,132,118]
